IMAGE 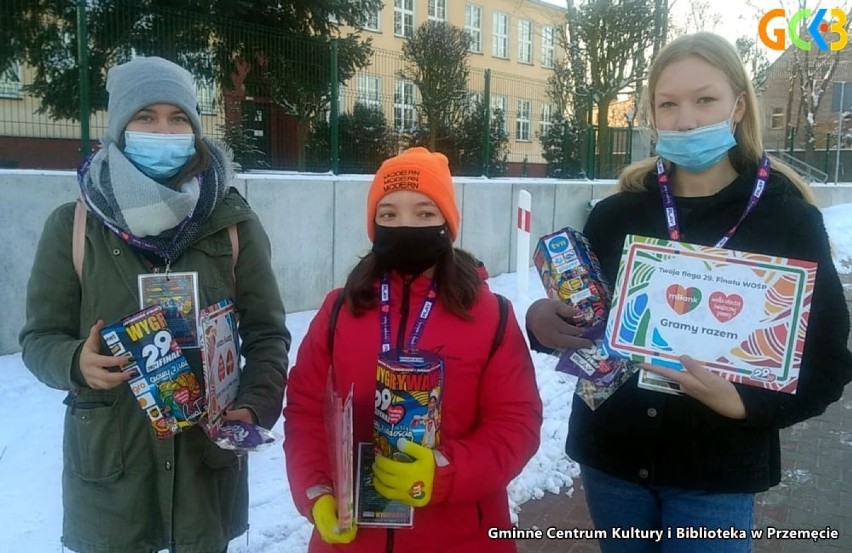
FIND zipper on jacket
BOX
[396,276,413,351]
[386,528,395,553]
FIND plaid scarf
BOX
[79,137,232,263]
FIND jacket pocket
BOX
[63,392,124,482]
[201,436,240,469]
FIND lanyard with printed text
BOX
[379,274,438,353]
[655,152,770,248]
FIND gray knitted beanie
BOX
[104,56,202,146]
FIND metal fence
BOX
[0,0,630,177]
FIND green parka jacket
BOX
[19,188,289,553]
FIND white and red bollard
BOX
[516,190,532,299]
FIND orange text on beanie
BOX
[367,147,460,241]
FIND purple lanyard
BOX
[379,274,438,353]
[77,154,197,265]
[655,153,770,248]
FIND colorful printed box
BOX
[605,235,817,394]
[101,305,204,438]
[373,352,443,462]
[534,227,610,326]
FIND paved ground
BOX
[516,280,852,553]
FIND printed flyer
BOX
[355,443,414,527]
[605,235,816,394]
[199,299,240,435]
[325,376,354,533]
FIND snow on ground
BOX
[0,269,577,553]
[1,204,848,552]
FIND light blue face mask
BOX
[123,131,197,180]
[654,105,737,173]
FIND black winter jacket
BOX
[562,165,852,493]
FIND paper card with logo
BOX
[604,235,817,394]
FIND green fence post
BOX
[481,69,491,178]
[329,40,339,175]
[76,0,90,158]
[789,126,796,154]
[824,133,831,175]
[627,123,634,166]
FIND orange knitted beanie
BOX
[367,147,460,241]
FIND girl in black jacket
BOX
[527,32,852,553]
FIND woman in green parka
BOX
[19,56,290,553]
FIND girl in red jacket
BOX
[284,147,542,553]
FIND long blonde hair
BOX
[619,32,816,205]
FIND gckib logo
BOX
[758,8,848,51]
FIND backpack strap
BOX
[485,294,510,368]
[327,291,347,356]
[227,224,239,285]
[72,201,87,282]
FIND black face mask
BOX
[372,224,451,275]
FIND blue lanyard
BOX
[379,274,438,353]
[655,153,770,248]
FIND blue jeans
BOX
[581,465,754,553]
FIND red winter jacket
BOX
[284,271,542,553]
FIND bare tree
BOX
[561,0,659,172]
[735,36,770,91]
[668,0,722,38]
[775,1,852,162]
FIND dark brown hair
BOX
[171,135,211,185]
[343,243,484,320]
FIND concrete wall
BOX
[4,170,852,354]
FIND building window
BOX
[540,103,554,136]
[0,63,22,98]
[492,12,509,59]
[394,79,416,131]
[357,74,382,109]
[491,95,507,132]
[516,99,531,141]
[394,0,415,38]
[428,0,447,21]
[770,107,784,130]
[363,9,381,31]
[518,20,532,64]
[542,25,555,68]
[465,4,483,53]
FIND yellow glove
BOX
[372,438,435,507]
[311,494,357,544]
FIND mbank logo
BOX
[758,8,848,51]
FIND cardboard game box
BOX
[534,227,610,326]
[101,305,204,438]
[373,352,443,462]
[605,235,817,394]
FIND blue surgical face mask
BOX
[123,131,197,180]
[654,104,738,173]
